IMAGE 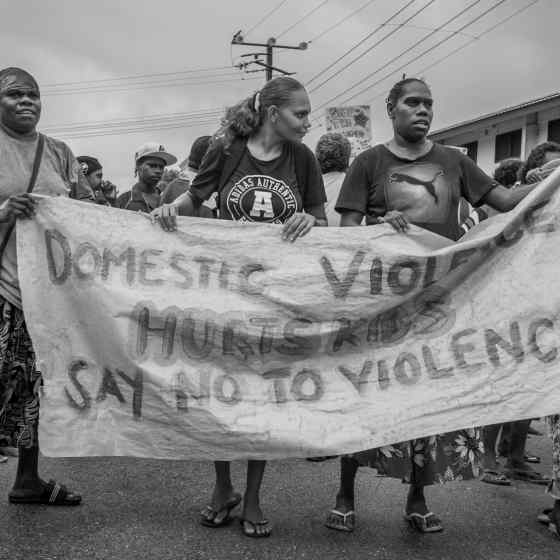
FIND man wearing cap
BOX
[116,142,177,212]
[160,135,215,217]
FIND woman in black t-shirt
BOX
[326,78,537,535]
[152,76,327,538]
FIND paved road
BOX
[0,425,557,560]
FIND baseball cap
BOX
[134,142,177,166]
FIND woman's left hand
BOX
[282,212,316,242]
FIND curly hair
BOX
[386,77,429,108]
[519,141,560,183]
[315,133,352,174]
[215,76,306,149]
[493,158,523,188]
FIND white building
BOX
[429,92,560,175]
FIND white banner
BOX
[17,171,560,459]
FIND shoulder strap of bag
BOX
[0,133,45,261]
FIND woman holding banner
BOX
[326,77,538,534]
[0,67,92,506]
[151,76,327,537]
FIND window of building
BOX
[547,118,560,143]
[494,129,522,162]
[461,141,478,162]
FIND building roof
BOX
[430,91,560,138]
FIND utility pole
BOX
[231,32,308,82]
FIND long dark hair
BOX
[215,76,305,149]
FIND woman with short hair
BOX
[315,132,352,225]
[326,77,537,534]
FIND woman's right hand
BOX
[150,203,178,231]
[0,194,36,223]
[378,210,409,233]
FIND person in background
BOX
[160,135,215,218]
[77,155,117,206]
[327,77,538,535]
[479,155,549,485]
[151,76,326,538]
[494,157,524,188]
[116,142,177,212]
[537,416,560,540]
[519,141,560,184]
[0,66,92,505]
[315,132,352,225]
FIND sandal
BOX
[240,518,272,538]
[505,468,550,485]
[481,469,511,486]
[8,479,81,506]
[538,508,552,525]
[325,509,356,533]
[200,493,242,527]
[404,512,443,533]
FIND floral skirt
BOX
[548,415,560,499]
[352,428,483,485]
[0,296,41,449]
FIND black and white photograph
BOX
[0,1,558,558]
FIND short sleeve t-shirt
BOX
[192,143,324,224]
[335,143,497,241]
[0,125,82,307]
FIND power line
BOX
[307,0,381,44]
[311,0,500,115]
[44,109,224,134]
[48,117,222,140]
[305,0,417,87]
[42,76,261,96]
[363,0,540,105]
[41,66,235,89]
[43,71,242,94]
[308,0,439,94]
[244,0,290,36]
[277,0,330,39]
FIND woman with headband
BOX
[0,67,92,506]
[152,76,327,537]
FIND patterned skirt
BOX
[548,415,560,499]
[0,296,41,449]
[352,428,484,485]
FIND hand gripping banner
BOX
[17,171,560,459]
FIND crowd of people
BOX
[0,65,558,542]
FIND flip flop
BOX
[200,493,242,527]
[8,479,81,506]
[481,469,512,486]
[240,518,272,538]
[538,508,552,525]
[325,509,356,533]
[505,468,550,485]
[404,512,443,533]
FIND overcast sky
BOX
[1,0,555,189]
